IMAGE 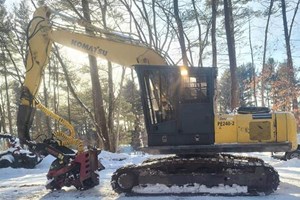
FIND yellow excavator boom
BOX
[18,5,166,151]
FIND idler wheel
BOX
[112,171,137,193]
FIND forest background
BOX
[0,0,299,152]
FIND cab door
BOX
[178,67,215,145]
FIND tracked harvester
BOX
[111,65,298,195]
[20,6,298,195]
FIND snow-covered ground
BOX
[0,150,299,200]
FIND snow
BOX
[0,151,299,200]
[132,184,248,194]
[0,154,14,162]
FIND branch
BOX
[288,0,300,39]
[65,0,85,20]
[53,44,106,142]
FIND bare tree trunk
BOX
[115,67,126,147]
[140,0,154,46]
[130,70,143,149]
[0,88,7,133]
[107,61,115,151]
[174,0,188,66]
[53,45,107,146]
[0,105,5,133]
[97,0,116,152]
[192,0,202,67]
[3,51,12,133]
[151,0,158,48]
[81,0,110,150]
[288,0,300,39]
[281,0,298,116]
[211,0,218,112]
[211,0,217,69]
[248,12,257,106]
[67,87,71,123]
[224,0,238,110]
[1,43,22,85]
[261,0,274,107]
[35,111,42,140]
[43,71,51,137]
[53,57,59,130]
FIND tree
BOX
[211,0,218,111]
[211,0,217,69]
[97,0,117,152]
[223,0,238,110]
[0,0,9,37]
[280,0,298,118]
[247,8,257,106]
[271,62,292,111]
[0,104,5,132]
[174,0,189,66]
[237,63,256,107]
[122,79,144,149]
[263,58,277,107]
[81,0,110,150]
[219,63,256,112]
[261,0,274,107]
[218,69,231,112]
[53,47,101,144]
[0,0,14,134]
[2,51,12,133]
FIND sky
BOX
[4,0,300,74]
[246,1,300,69]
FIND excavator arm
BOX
[16,5,166,191]
[17,6,166,149]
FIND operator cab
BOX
[135,65,217,147]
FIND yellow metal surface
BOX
[275,113,288,142]
[215,114,237,144]
[21,5,167,152]
[215,112,297,151]
[237,114,276,143]
[22,6,53,105]
[249,121,271,140]
[36,100,84,153]
[49,30,166,66]
[23,6,166,104]
[286,113,298,150]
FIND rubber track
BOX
[111,154,279,195]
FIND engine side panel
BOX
[215,112,297,151]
